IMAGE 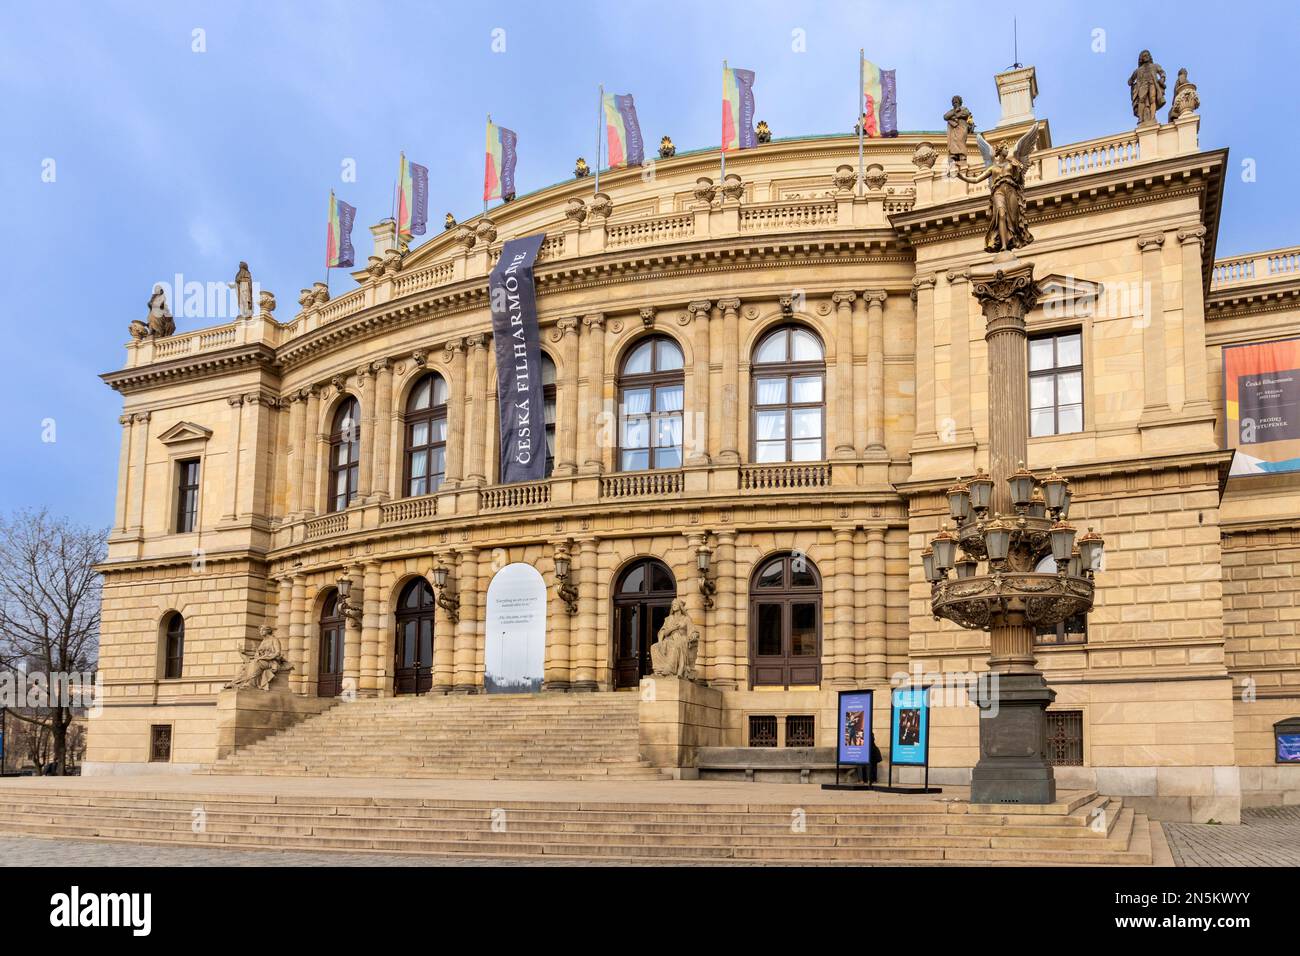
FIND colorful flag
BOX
[862,60,899,138]
[397,153,429,238]
[722,66,757,152]
[326,191,356,268]
[602,92,644,169]
[484,118,518,202]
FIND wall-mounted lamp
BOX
[428,557,460,624]
[554,543,579,615]
[337,573,363,629]
[696,541,716,610]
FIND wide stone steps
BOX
[0,787,1153,865]
[203,691,666,781]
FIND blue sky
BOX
[2,0,1296,527]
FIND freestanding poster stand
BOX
[822,688,875,791]
[879,684,942,794]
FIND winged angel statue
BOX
[954,122,1039,254]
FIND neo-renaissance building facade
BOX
[89,65,1300,821]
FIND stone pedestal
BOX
[214,688,334,760]
[969,673,1057,804]
[637,676,723,772]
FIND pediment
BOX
[1037,274,1104,317]
[156,421,213,445]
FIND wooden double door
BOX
[394,579,436,695]
[612,559,676,689]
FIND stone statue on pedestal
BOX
[226,626,292,691]
[943,96,975,162]
[129,285,175,339]
[1128,50,1166,126]
[650,599,699,681]
[953,122,1040,254]
[232,261,254,318]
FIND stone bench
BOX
[695,747,865,784]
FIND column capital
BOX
[118,414,132,427]
[686,300,712,318]
[833,525,857,540]
[944,268,971,285]
[582,312,605,330]
[716,297,741,314]
[714,528,737,543]
[371,357,393,374]
[444,337,465,356]
[355,363,373,381]
[243,391,275,407]
[557,316,580,335]
[911,273,938,291]
[1137,232,1166,251]
[831,290,857,306]
[1177,224,1207,246]
[862,288,888,304]
[465,332,488,350]
[227,394,245,407]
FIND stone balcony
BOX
[1210,244,1300,291]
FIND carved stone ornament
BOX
[971,264,1042,325]
[382,250,402,276]
[832,164,857,192]
[721,173,744,201]
[639,306,656,328]
[258,290,276,318]
[658,135,676,158]
[130,284,175,339]
[693,176,716,205]
[311,282,330,305]
[365,256,385,279]
[649,599,699,681]
[225,626,293,691]
[298,288,315,309]
[564,197,588,224]
[411,348,428,369]
[589,192,613,219]
[475,218,498,244]
[454,225,477,250]
[863,163,887,191]
[331,374,348,394]
[755,119,772,144]
[1168,67,1199,122]
[574,157,590,179]
[912,141,939,170]
[444,212,457,230]
[931,571,1094,631]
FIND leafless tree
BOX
[0,510,106,775]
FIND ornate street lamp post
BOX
[927,258,1105,804]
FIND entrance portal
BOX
[612,558,676,689]
[394,578,435,695]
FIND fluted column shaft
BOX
[289,575,307,695]
[712,529,737,688]
[686,300,711,465]
[685,532,707,677]
[465,335,488,484]
[371,359,394,499]
[865,527,887,682]
[300,387,321,515]
[718,300,741,463]
[865,290,887,455]
[442,340,466,487]
[832,291,857,459]
[556,319,580,475]
[572,536,599,689]
[579,315,605,474]
[454,548,479,692]
[831,527,856,687]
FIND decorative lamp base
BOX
[969,672,1057,805]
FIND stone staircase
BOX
[200,691,670,781]
[0,785,1155,864]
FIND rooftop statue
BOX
[1168,67,1199,122]
[231,261,254,318]
[943,95,975,162]
[129,285,174,340]
[1128,50,1166,126]
[953,121,1039,254]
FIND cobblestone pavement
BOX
[1163,807,1300,867]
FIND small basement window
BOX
[748,715,778,748]
[149,725,173,763]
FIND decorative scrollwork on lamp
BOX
[429,557,460,624]
[336,574,363,629]
[553,544,579,615]
[696,541,716,610]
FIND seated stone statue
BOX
[650,598,699,681]
[226,626,292,691]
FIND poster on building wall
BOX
[835,689,874,765]
[1224,338,1300,476]
[489,233,548,484]
[890,685,931,767]
[484,562,547,693]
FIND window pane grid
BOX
[1028,332,1083,437]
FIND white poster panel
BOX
[484,562,547,693]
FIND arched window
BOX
[612,558,677,689]
[318,590,345,697]
[162,613,184,680]
[542,353,557,477]
[403,374,448,497]
[617,336,684,471]
[329,397,361,512]
[394,578,435,695]
[749,553,822,687]
[751,326,826,463]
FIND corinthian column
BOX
[831,527,856,687]
[864,290,888,456]
[354,365,374,499]
[556,318,580,476]
[300,387,320,515]
[579,315,605,474]
[686,300,712,465]
[464,334,488,485]
[832,291,857,459]
[442,339,466,488]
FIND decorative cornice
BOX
[100,344,276,395]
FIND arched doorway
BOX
[612,558,677,689]
[749,552,822,687]
[394,578,435,695]
[318,590,345,697]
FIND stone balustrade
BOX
[379,494,438,525]
[740,462,832,490]
[481,481,551,511]
[1211,244,1300,290]
[304,512,349,541]
[599,470,685,499]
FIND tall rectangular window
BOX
[175,459,200,533]
[1029,331,1083,437]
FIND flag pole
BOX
[392,150,402,253]
[484,113,491,218]
[595,84,603,196]
[325,189,333,292]
[720,59,727,183]
[857,49,865,197]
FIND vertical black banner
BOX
[490,233,547,484]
